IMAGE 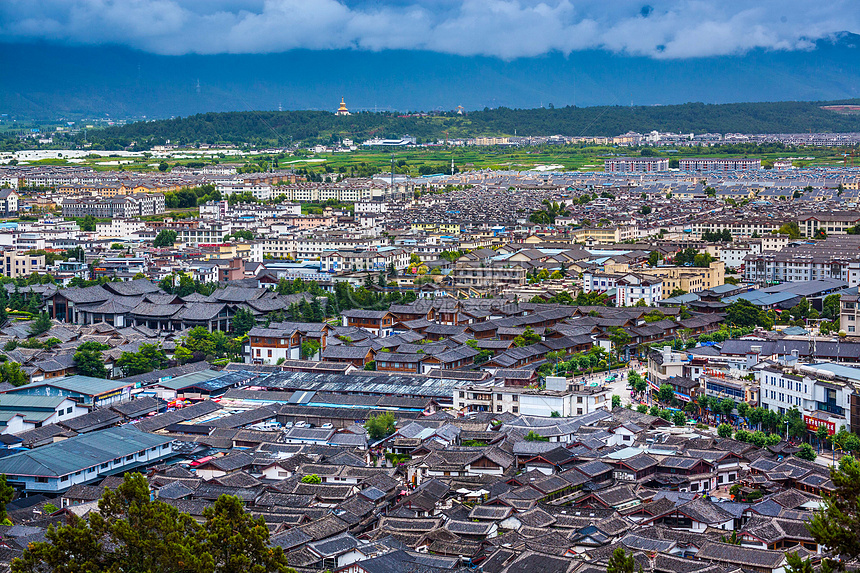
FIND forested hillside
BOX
[81,100,860,149]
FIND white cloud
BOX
[0,0,856,59]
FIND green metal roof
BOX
[9,376,133,398]
[0,395,68,411]
[154,369,222,391]
[0,425,172,477]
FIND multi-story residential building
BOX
[572,227,625,243]
[176,221,233,247]
[0,189,19,216]
[355,201,389,214]
[319,248,410,273]
[760,362,860,436]
[604,158,669,173]
[215,183,272,201]
[291,236,386,260]
[95,218,147,240]
[744,251,860,286]
[582,272,663,306]
[452,261,529,293]
[341,309,395,337]
[61,193,165,218]
[841,294,860,335]
[700,368,757,404]
[246,326,306,364]
[647,347,689,391]
[688,219,784,239]
[799,212,860,237]
[594,262,725,296]
[260,237,298,259]
[719,243,762,269]
[2,250,45,278]
[453,377,610,418]
[679,158,762,172]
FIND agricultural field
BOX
[2,144,854,176]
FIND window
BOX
[577,396,583,403]
[577,408,583,415]
[66,407,73,414]
[512,395,518,402]
[512,406,518,413]
[126,455,134,461]
[60,475,69,482]
[497,405,502,412]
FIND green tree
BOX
[726,299,773,329]
[158,161,169,172]
[0,362,29,387]
[808,455,860,562]
[0,474,13,523]
[777,222,802,239]
[73,347,108,378]
[612,395,621,409]
[78,215,98,232]
[783,552,836,573]
[174,346,194,365]
[657,384,675,403]
[734,429,752,443]
[474,350,494,364]
[786,408,807,439]
[629,371,647,394]
[749,431,768,447]
[512,327,541,347]
[524,431,549,442]
[300,340,320,360]
[673,411,686,426]
[823,294,841,320]
[648,251,660,267]
[199,494,292,573]
[12,472,204,573]
[717,424,733,438]
[607,327,630,360]
[28,312,52,337]
[364,412,396,440]
[636,404,648,414]
[300,474,321,484]
[154,230,178,247]
[795,443,817,461]
[231,308,257,336]
[817,425,831,447]
[116,343,167,376]
[606,547,636,573]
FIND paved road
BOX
[569,366,647,407]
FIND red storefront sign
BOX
[804,415,835,434]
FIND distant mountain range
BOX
[1,33,860,121]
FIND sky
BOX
[1,1,859,118]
